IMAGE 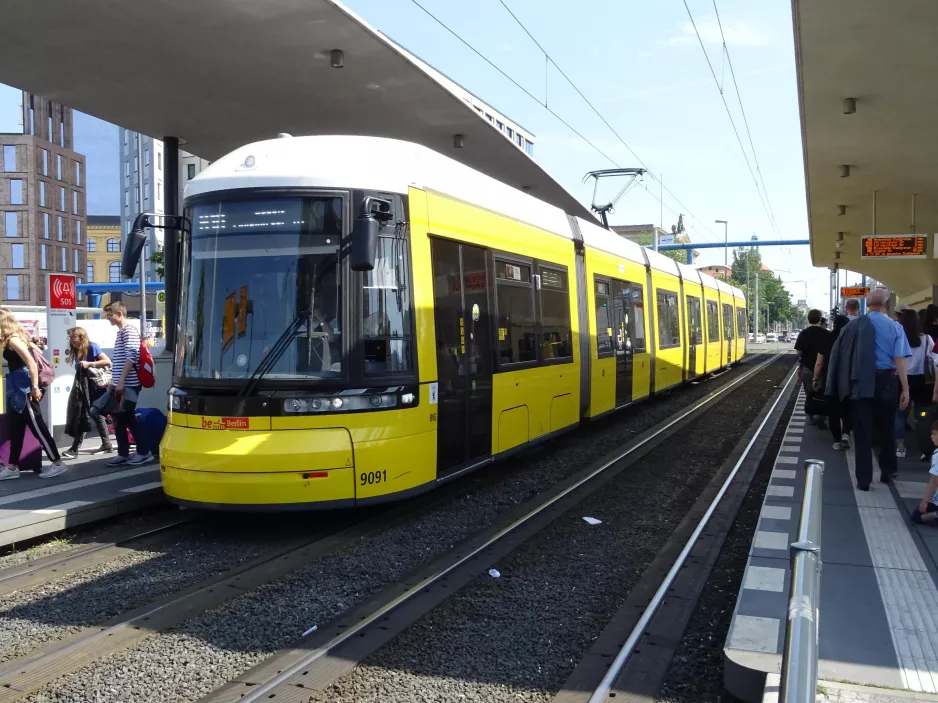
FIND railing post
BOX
[779,459,824,703]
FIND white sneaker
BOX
[0,466,20,481]
[106,455,129,466]
[841,436,850,449]
[39,464,67,479]
[832,442,843,450]
[127,452,154,466]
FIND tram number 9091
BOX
[360,470,388,486]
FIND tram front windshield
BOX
[178,196,343,381]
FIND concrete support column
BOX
[162,137,179,355]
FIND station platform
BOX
[0,449,164,549]
[726,390,938,702]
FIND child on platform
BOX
[911,422,938,525]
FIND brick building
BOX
[0,94,86,304]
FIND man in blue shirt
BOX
[852,288,911,488]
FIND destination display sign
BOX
[840,286,869,298]
[860,235,927,259]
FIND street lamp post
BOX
[716,219,729,267]
[766,301,774,335]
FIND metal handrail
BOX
[779,459,824,702]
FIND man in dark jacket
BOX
[828,289,910,489]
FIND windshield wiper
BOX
[238,310,309,397]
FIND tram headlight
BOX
[168,388,184,412]
[282,393,402,413]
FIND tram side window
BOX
[539,265,572,360]
[362,236,414,375]
[656,290,680,349]
[630,284,646,352]
[686,295,702,344]
[722,303,734,340]
[594,279,613,358]
[736,307,747,339]
[706,300,720,342]
[495,260,537,365]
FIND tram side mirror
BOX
[350,197,393,272]
[350,217,379,272]
[121,214,149,279]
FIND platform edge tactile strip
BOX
[0,470,164,548]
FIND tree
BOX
[150,250,164,279]
[633,233,692,265]
[729,247,798,332]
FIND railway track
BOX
[198,353,794,703]
[0,353,791,703]
[0,513,192,598]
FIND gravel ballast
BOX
[654,374,796,703]
[307,358,795,703]
[0,521,298,666]
[23,355,783,703]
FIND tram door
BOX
[611,281,635,406]
[686,295,702,379]
[431,239,494,475]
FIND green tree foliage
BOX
[729,248,799,332]
[149,250,164,279]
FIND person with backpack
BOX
[100,301,152,466]
[0,307,65,479]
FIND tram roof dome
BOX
[186,135,575,239]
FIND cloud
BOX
[666,19,770,48]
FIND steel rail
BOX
[586,360,798,702]
[236,352,786,703]
[0,515,192,587]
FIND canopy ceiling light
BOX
[843,97,856,114]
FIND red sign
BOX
[49,275,76,310]
[199,416,250,430]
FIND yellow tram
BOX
[159,136,747,510]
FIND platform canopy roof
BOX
[793,0,938,305]
[0,0,593,222]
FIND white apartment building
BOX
[118,134,212,282]
[118,130,163,282]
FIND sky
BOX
[0,0,846,311]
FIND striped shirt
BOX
[111,323,141,387]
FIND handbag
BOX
[92,387,120,415]
[85,365,111,389]
[925,336,936,385]
[29,345,54,388]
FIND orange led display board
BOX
[860,235,927,259]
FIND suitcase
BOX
[915,404,937,459]
[804,390,828,418]
[135,408,167,458]
[0,414,42,472]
